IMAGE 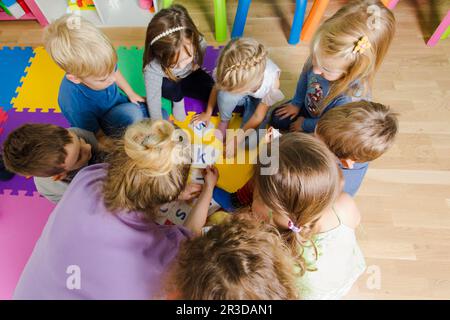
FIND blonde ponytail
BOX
[103,120,191,218]
[215,37,268,92]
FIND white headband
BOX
[150,26,186,46]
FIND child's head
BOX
[316,100,399,168]
[215,37,268,93]
[169,215,299,300]
[311,0,395,113]
[143,5,203,80]
[253,133,341,264]
[44,14,117,90]
[2,124,92,178]
[103,119,191,217]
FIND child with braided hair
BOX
[271,0,395,133]
[192,37,284,157]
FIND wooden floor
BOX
[1,0,450,299]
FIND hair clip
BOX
[353,36,371,54]
[288,220,302,233]
[150,26,186,46]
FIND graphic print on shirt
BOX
[306,76,325,114]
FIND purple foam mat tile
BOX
[185,46,239,116]
[203,46,222,75]
[0,108,69,196]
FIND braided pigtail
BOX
[215,38,268,92]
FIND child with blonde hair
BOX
[143,5,214,121]
[316,100,398,195]
[14,119,213,299]
[271,0,395,133]
[192,37,284,156]
[44,14,146,138]
[166,215,300,300]
[251,133,366,299]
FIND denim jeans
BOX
[100,101,149,137]
[100,101,172,138]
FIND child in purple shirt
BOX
[13,120,215,299]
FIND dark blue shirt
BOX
[291,59,363,133]
[58,76,128,133]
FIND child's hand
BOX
[191,112,211,126]
[203,166,219,190]
[178,183,203,201]
[127,91,146,105]
[264,127,282,143]
[290,117,305,132]
[275,103,300,120]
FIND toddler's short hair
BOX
[316,100,399,162]
[2,124,73,177]
[44,14,117,78]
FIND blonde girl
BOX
[251,133,366,299]
[271,0,395,133]
[143,5,214,121]
[192,37,284,157]
[14,119,215,299]
[166,214,300,300]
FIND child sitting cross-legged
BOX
[44,14,147,139]
[2,124,105,203]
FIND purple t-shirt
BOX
[13,164,190,300]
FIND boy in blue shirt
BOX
[44,14,148,138]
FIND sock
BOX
[172,99,186,122]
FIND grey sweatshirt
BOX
[143,38,208,120]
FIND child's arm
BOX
[291,58,311,108]
[191,86,217,125]
[184,166,219,236]
[144,67,164,120]
[225,102,269,158]
[241,102,270,132]
[115,70,145,105]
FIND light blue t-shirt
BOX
[58,76,128,133]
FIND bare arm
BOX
[191,86,218,125]
[184,166,219,236]
[115,70,144,104]
[242,102,270,132]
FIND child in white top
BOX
[192,38,284,157]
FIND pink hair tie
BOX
[288,220,302,233]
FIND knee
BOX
[120,105,145,125]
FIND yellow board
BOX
[174,112,254,192]
[12,47,65,113]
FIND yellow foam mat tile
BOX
[12,47,65,113]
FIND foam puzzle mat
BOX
[0,45,252,299]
